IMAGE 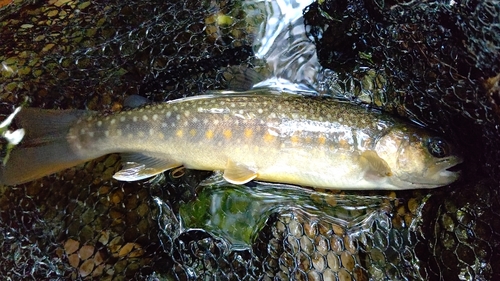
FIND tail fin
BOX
[0,107,91,185]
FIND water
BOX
[178,180,395,250]
[245,0,323,93]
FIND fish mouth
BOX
[392,155,463,189]
[424,155,463,184]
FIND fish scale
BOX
[0,91,462,189]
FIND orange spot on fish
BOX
[263,132,276,143]
[205,130,214,139]
[290,135,300,144]
[176,130,183,137]
[223,129,232,139]
[244,128,253,138]
[318,135,327,145]
[338,139,349,149]
[190,129,197,137]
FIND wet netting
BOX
[0,0,499,280]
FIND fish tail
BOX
[0,107,91,185]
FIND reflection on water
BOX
[178,181,394,249]
[243,0,322,93]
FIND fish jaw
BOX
[423,155,463,185]
[388,155,463,189]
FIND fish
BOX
[0,90,462,189]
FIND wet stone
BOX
[327,252,340,271]
[340,251,355,271]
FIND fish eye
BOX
[426,137,449,158]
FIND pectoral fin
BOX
[223,160,257,184]
[359,150,392,177]
[113,153,182,181]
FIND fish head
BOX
[374,125,462,189]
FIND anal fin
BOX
[359,150,392,177]
[223,160,257,184]
[113,153,182,181]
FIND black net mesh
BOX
[0,0,499,280]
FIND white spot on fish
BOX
[166,111,172,118]
[176,115,180,120]
[269,113,276,118]
[88,131,94,137]
[104,131,109,137]
[97,121,102,127]
[152,114,158,121]
[258,108,263,114]
[120,116,126,122]
[149,128,154,136]
[161,122,168,128]
[184,111,190,117]
[142,115,148,121]
[338,118,343,122]
[111,119,116,125]
[278,105,282,110]
[80,129,86,135]
[192,117,198,123]
[203,119,208,125]
[183,120,189,126]
[238,110,244,115]
[133,116,138,122]
[213,119,219,125]
[230,103,236,108]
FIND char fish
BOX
[0,90,462,189]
